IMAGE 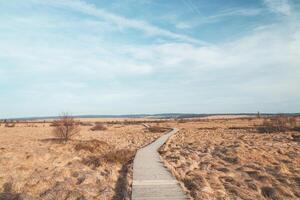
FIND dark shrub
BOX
[292,134,300,142]
[257,116,297,133]
[147,126,169,133]
[82,156,102,168]
[261,186,278,200]
[104,149,135,164]
[79,122,93,126]
[52,113,80,141]
[90,123,107,131]
[74,140,110,153]
[4,123,15,128]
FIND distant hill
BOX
[2,113,300,121]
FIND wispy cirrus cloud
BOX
[0,0,299,118]
[35,0,207,45]
[173,7,264,29]
[171,0,294,29]
[264,0,291,15]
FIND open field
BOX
[160,117,300,200]
[0,116,299,200]
[0,120,164,200]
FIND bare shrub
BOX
[52,113,80,141]
[90,123,107,131]
[257,116,297,133]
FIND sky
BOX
[0,0,299,118]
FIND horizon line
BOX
[1,112,300,120]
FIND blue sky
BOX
[0,0,299,118]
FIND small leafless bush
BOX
[52,113,80,141]
[257,116,297,133]
[90,123,107,131]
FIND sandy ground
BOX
[0,121,163,200]
[160,118,300,200]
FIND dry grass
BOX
[257,116,298,133]
[0,120,164,200]
[104,149,135,165]
[2,116,299,200]
[74,139,110,153]
[160,117,300,200]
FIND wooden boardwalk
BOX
[132,128,187,200]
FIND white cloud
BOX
[264,0,291,15]
[172,7,263,29]
[0,0,299,117]
[4,16,297,77]
[120,17,300,85]
[35,0,208,45]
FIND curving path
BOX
[132,128,187,200]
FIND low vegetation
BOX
[90,123,107,131]
[0,120,163,200]
[82,149,135,169]
[4,123,15,128]
[74,139,110,153]
[52,113,80,141]
[147,126,169,133]
[257,116,298,133]
[160,118,300,200]
[104,149,135,164]
[0,182,26,200]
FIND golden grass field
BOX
[161,118,300,200]
[0,120,164,200]
[0,117,299,200]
